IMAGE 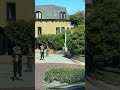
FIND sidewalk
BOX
[35,53,83,65]
[0,64,34,89]
[86,76,120,90]
[35,53,84,89]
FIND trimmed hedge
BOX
[44,67,85,84]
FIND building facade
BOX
[35,5,71,37]
[0,0,34,54]
[0,0,34,27]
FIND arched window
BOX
[36,11,42,19]
[59,11,66,19]
[59,11,63,19]
[62,12,66,19]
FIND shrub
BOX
[44,67,85,84]
[67,25,85,55]
[4,19,34,47]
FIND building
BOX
[0,0,34,54]
[35,5,72,37]
[86,0,104,17]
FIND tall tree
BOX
[70,11,85,26]
[4,19,35,52]
[86,0,120,68]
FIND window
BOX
[59,11,63,19]
[36,11,42,19]
[61,27,65,31]
[38,27,42,35]
[59,11,66,19]
[7,2,16,20]
[56,27,60,34]
[67,27,69,30]
[62,12,66,19]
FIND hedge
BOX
[44,67,85,84]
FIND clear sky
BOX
[35,0,85,15]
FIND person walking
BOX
[46,45,49,57]
[25,46,34,72]
[11,46,22,80]
[40,44,44,60]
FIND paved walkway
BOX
[35,53,80,64]
[35,63,82,90]
[0,53,84,90]
[0,64,34,89]
[35,53,84,90]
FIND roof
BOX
[35,5,69,19]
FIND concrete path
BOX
[35,53,77,64]
[0,64,34,89]
[35,53,84,89]
[35,63,82,90]
[0,53,84,89]
[86,77,120,90]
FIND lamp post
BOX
[64,27,68,52]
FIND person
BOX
[46,45,49,57]
[11,45,22,80]
[25,46,34,72]
[40,44,44,60]
[70,47,74,60]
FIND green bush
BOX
[67,25,85,55]
[45,67,85,84]
[37,34,55,49]
[4,19,34,48]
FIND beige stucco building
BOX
[0,0,34,54]
[35,5,72,38]
[0,0,35,27]
[35,20,71,37]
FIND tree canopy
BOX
[4,19,35,51]
[86,0,120,67]
[70,11,85,26]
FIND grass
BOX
[92,68,120,86]
[73,55,85,62]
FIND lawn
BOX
[73,55,85,62]
[92,67,120,86]
[0,55,28,63]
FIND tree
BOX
[67,24,85,55]
[4,19,35,52]
[37,34,55,49]
[70,11,85,26]
[86,0,120,67]
[37,30,71,50]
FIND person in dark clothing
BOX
[10,46,22,80]
[40,45,44,60]
[25,46,34,72]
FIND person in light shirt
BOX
[10,45,22,80]
[40,44,44,60]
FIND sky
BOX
[35,0,85,15]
